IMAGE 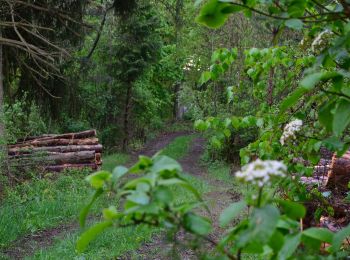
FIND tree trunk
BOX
[267,67,275,106]
[122,83,132,151]
[172,0,183,121]
[173,82,180,119]
[0,28,4,138]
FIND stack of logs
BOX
[300,147,350,193]
[8,130,102,172]
[326,150,350,192]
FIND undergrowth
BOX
[23,133,208,259]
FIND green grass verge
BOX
[160,134,196,160]
[0,154,129,249]
[102,153,130,172]
[25,133,209,260]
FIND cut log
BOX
[44,163,98,172]
[44,150,97,164]
[8,144,103,155]
[326,152,350,192]
[9,137,99,148]
[95,153,102,165]
[9,130,103,173]
[15,130,97,144]
[10,151,97,165]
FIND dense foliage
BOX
[78,0,350,259]
[1,0,350,258]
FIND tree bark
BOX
[44,163,98,172]
[9,137,99,148]
[326,152,350,191]
[10,150,97,165]
[0,28,4,138]
[8,144,102,155]
[267,67,275,107]
[173,82,180,119]
[172,0,183,121]
[122,83,132,151]
[16,129,97,143]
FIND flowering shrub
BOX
[280,119,303,146]
[78,155,350,258]
[235,159,286,187]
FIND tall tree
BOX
[112,1,162,150]
[0,0,88,116]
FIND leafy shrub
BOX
[77,155,350,258]
[3,97,47,143]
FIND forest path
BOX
[135,137,240,260]
[2,131,239,260]
[1,131,189,260]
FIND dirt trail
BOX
[135,137,240,260]
[1,131,188,260]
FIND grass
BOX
[20,133,209,260]
[28,225,158,260]
[101,153,130,171]
[160,134,196,160]
[0,154,129,250]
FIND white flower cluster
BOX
[311,29,334,53]
[235,159,287,187]
[280,119,303,146]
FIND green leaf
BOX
[250,205,280,244]
[85,171,111,189]
[256,118,264,128]
[123,177,152,190]
[231,116,240,128]
[127,191,150,205]
[219,200,246,227]
[76,221,113,252]
[184,213,212,235]
[195,0,230,28]
[112,166,128,182]
[211,136,222,149]
[151,155,182,173]
[102,206,121,220]
[277,200,306,220]
[319,100,337,132]
[322,136,345,152]
[194,119,209,131]
[129,156,153,173]
[220,5,244,14]
[300,72,324,90]
[331,224,350,252]
[154,186,173,204]
[268,230,285,253]
[280,87,308,112]
[333,98,350,136]
[199,71,212,85]
[285,19,303,30]
[79,189,103,228]
[303,227,334,243]
[277,233,301,259]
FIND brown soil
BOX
[2,222,77,260]
[133,137,241,260]
[1,131,189,260]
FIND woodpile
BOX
[8,130,102,172]
[326,151,350,192]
